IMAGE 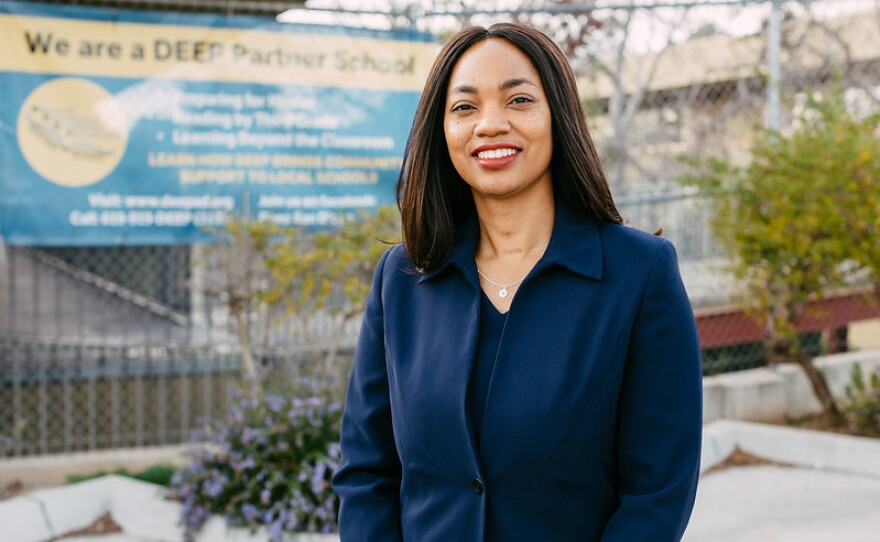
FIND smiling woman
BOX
[333,22,703,542]
[444,39,553,207]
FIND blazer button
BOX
[471,477,484,495]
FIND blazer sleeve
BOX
[600,240,703,542]
[332,248,403,541]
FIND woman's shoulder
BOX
[597,222,677,266]
[377,244,421,278]
[600,222,668,248]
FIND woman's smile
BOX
[472,143,522,169]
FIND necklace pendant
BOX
[498,288,509,298]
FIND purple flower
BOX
[173,372,343,538]
[241,503,260,522]
[229,407,244,424]
[310,462,328,495]
[241,427,261,445]
[265,394,286,413]
[203,473,227,498]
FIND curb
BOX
[701,420,880,477]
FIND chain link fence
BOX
[2,0,879,456]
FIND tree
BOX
[682,85,880,426]
[199,206,400,387]
[262,206,400,379]
[201,220,280,382]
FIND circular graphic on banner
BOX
[17,77,128,187]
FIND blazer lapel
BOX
[409,216,484,475]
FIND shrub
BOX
[680,84,880,427]
[170,373,342,541]
[842,363,880,437]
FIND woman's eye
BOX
[511,96,533,105]
[451,104,475,112]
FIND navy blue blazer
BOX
[332,202,703,541]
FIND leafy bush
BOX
[842,363,880,437]
[170,373,342,541]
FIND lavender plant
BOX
[171,374,342,541]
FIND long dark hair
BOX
[398,22,622,273]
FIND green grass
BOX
[66,463,175,486]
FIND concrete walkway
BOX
[1,421,878,541]
[685,420,880,542]
[685,465,880,542]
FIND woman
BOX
[332,22,702,542]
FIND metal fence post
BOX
[766,0,782,131]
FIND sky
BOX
[278,0,878,54]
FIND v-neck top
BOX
[466,291,508,452]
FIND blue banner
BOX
[0,0,436,245]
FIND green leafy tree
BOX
[262,206,400,379]
[201,206,400,386]
[682,86,880,427]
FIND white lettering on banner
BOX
[266,94,317,110]
[256,193,376,209]
[68,209,228,228]
[99,211,126,226]
[320,132,394,150]
[252,111,340,130]
[257,210,344,226]
[236,131,294,149]
[179,169,247,185]
[171,110,234,130]
[172,129,237,149]
[87,193,234,211]
[87,193,122,208]
[69,210,98,226]
[172,91,246,111]
[155,211,192,226]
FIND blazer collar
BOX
[418,198,603,283]
[538,199,604,280]
[417,211,480,283]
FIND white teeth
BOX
[476,148,518,160]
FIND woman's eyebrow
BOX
[449,78,538,96]
[450,84,477,95]
[500,78,537,91]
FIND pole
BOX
[766,0,781,131]
[406,3,422,31]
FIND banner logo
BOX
[17,77,128,187]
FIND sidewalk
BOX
[1,421,878,541]
[685,465,880,541]
[684,420,880,542]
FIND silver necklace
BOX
[476,269,527,298]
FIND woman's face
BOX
[443,38,553,203]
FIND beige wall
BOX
[851,318,880,350]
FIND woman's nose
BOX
[474,109,510,137]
